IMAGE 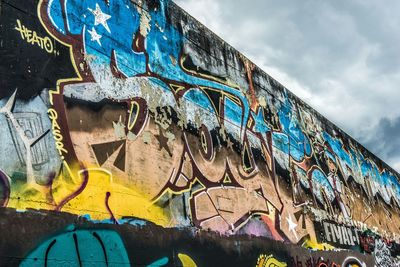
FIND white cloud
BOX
[175,0,224,35]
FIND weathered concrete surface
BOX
[0,0,399,265]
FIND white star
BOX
[88,3,112,33]
[88,27,102,46]
[286,214,298,240]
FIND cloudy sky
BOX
[175,0,400,172]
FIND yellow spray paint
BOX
[7,163,170,227]
[178,253,198,267]
[52,166,170,226]
[256,254,287,267]
[302,239,335,251]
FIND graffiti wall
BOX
[0,0,399,265]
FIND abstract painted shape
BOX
[20,228,130,266]
[91,140,126,171]
[178,253,198,267]
[256,254,287,267]
[146,257,169,267]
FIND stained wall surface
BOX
[0,0,399,266]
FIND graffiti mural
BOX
[0,0,399,265]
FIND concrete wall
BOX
[0,0,399,265]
